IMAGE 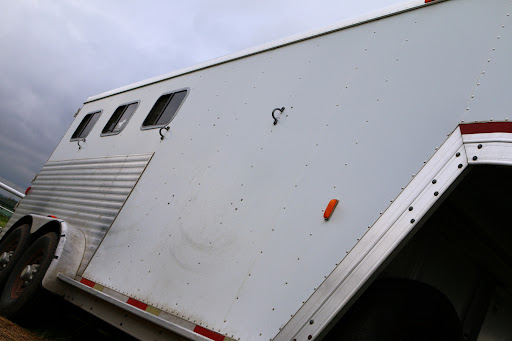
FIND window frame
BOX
[100,100,140,137]
[70,110,102,141]
[140,88,189,131]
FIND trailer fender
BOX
[20,215,86,295]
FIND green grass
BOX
[0,214,9,228]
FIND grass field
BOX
[0,214,9,228]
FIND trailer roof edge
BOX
[85,0,444,104]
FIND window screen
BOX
[71,111,101,140]
[142,90,188,128]
[102,102,138,135]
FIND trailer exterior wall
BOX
[7,0,512,339]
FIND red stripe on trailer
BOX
[80,278,96,288]
[127,297,148,311]
[75,278,226,340]
[425,0,436,2]
[193,325,226,341]
[460,122,512,134]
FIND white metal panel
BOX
[32,0,512,340]
[462,6,512,123]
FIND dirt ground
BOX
[0,317,43,341]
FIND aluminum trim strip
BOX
[57,274,212,341]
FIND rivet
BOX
[458,164,463,168]
[478,144,482,149]
[456,152,461,157]
[310,320,314,325]
[434,191,439,196]
[473,156,478,161]
[432,179,437,184]
[308,336,313,340]
[408,206,413,211]
[410,219,415,223]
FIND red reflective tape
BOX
[80,278,96,288]
[127,297,148,311]
[193,325,225,341]
[460,122,512,135]
[425,0,436,2]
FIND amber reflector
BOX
[324,199,339,221]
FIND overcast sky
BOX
[0,0,403,199]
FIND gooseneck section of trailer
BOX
[276,121,512,340]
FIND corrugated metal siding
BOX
[7,153,153,275]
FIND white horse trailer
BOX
[1,0,512,339]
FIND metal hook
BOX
[159,126,170,140]
[272,107,285,125]
[77,138,86,150]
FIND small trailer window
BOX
[71,111,102,140]
[142,89,188,129]
[101,102,139,136]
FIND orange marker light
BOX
[324,199,339,221]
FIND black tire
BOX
[325,278,463,341]
[0,224,31,289]
[0,232,58,319]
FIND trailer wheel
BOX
[0,232,58,319]
[326,278,462,341]
[0,224,31,289]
